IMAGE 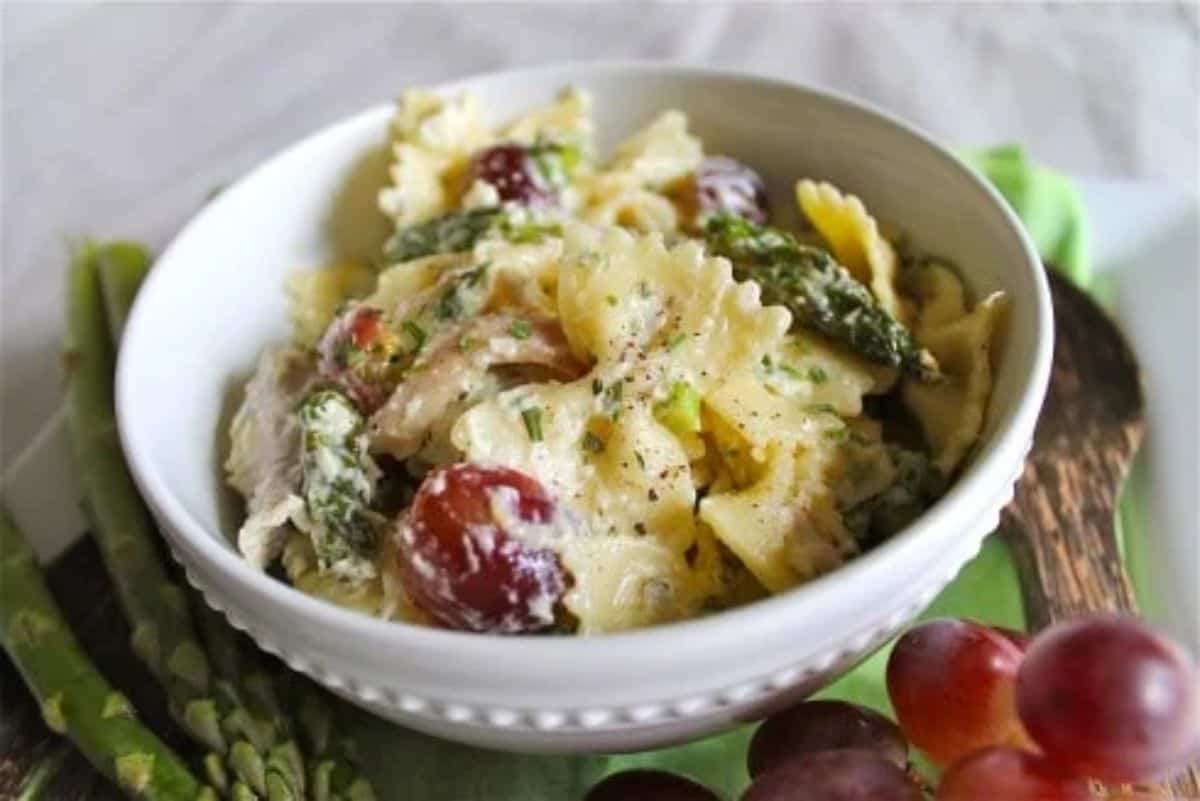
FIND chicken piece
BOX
[369,314,585,462]
[226,345,318,568]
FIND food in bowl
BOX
[225,86,1008,635]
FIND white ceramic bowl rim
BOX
[116,61,1052,661]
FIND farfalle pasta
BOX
[225,86,1008,634]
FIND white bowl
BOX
[116,63,1052,753]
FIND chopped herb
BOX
[521,407,544,442]
[459,336,481,353]
[591,378,603,395]
[666,332,688,351]
[761,354,774,370]
[604,381,624,404]
[606,294,618,307]
[808,365,829,384]
[779,363,805,380]
[465,263,489,286]
[436,285,462,320]
[653,381,702,435]
[648,488,659,502]
[637,280,652,298]
[499,213,563,245]
[402,320,426,351]
[634,450,646,469]
[823,426,850,443]
[509,319,533,339]
[582,431,606,454]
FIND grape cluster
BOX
[586,616,1199,800]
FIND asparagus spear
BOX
[64,242,216,739]
[383,206,500,263]
[297,389,381,572]
[97,242,154,338]
[89,241,376,800]
[705,214,938,378]
[68,245,306,800]
[0,509,216,801]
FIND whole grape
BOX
[748,700,908,777]
[585,770,720,801]
[936,747,1094,801]
[886,618,1032,765]
[1016,615,1200,783]
[741,750,920,801]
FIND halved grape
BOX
[936,747,1095,801]
[316,303,405,413]
[1016,615,1200,783]
[748,700,908,777]
[667,156,769,229]
[886,618,1032,765]
[393,463,571,633]
[741,750,920,801]
[585,770,721,801]
[470,143,555,206]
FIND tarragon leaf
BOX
[705,214,938,378]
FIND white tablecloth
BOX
[3,2,1197,466]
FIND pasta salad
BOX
[225,87,1008,635]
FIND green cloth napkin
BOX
[337,146,1096,799]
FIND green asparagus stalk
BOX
[97,242,154,338]
[89,240,375,800]
[66,244,280,799]
[705,213,939,379]
[0,509,216,801]
[64,242,216,739]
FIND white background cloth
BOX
[3,2,1197,466]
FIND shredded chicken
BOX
[369,314,584,461]
[226,345,317,568]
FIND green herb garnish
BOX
[402,320,427,351]
[521,407,544,442]
[509,319,533,340]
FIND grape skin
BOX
[886,618,1031,765]
[741,750,921,801]
[470,143,554,206]
[668,156,769,229]
[1016,615,1200,783]
[936,747,1095,801]
[748,700,908,777]
[393,463,569,633]
[585,769,720,801]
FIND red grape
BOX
[886,618,1032,765]
[748,700,908,777]
[316,303,405,413]
[1016,615,1200,783]
[585,770,720,801]
[741,750,921,801]
[936,747,1094,801]
[668,156,769,229]
[469,143,554,206]
[394,463,571,633]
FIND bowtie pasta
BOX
[225,87,1008,634]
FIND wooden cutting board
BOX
[2,272,1196,798]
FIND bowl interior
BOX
[118,64,1047,639]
